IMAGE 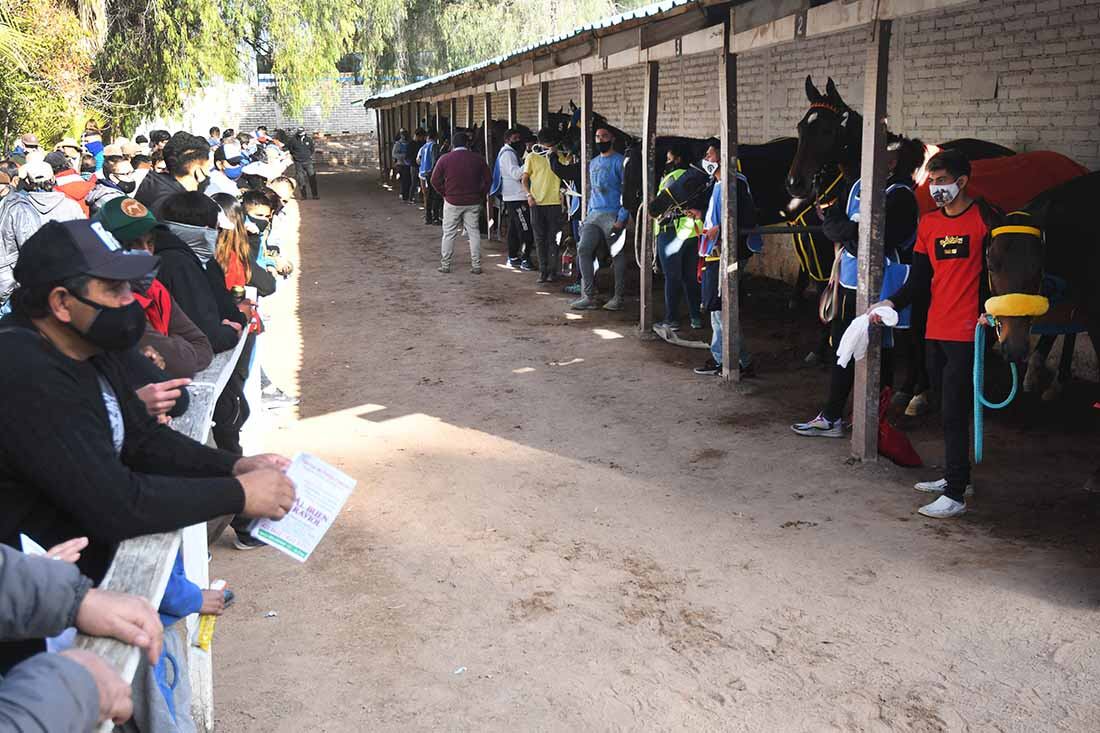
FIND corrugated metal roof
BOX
[363,0,702,105]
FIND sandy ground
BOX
[212,170,1100,732]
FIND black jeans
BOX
[928,339,974,502]
[823,287,894,422]
[295,161,318,198]
[531,204,563,277]
[424,180,442,222]
[504,200,533,262]
[398,164,413,201]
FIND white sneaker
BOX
[913,478,974,497]
[918,495,966,518]
[791,413,844,438]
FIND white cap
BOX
[21,160,54,183]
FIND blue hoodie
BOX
[587,152,629,224]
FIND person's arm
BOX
[157,265,241,353]
[822,202,859,251]
[500,149,523,183]
[429,156,445,196]
[884,187,919,253]
[248,256,277,297]
[0,544,92,640]
[0,368,244,543]
[157,557,203,620]
[884,251,931,312]
[521,168,535,205]
[0,652,101,732]
[204,262,248,327]
[614,158,630,225]
[138,299,213,379]
[480,160,493,197]
[121,347,190,419]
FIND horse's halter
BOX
[985,211,1050,325]
[800,101,854,206]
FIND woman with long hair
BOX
[210,192,252,291]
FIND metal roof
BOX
[363,0,709,106]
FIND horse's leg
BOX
[1042,332,1077,401]
[1024,334,1056,393]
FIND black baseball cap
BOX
[13,220,159,288]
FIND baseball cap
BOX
[102,144,124,158]
[21,160,54,183]
[20,133,39,148]
[14,220,159,288]
[122,141,141,157]
[93,197,164,244]
[57,138,82,152]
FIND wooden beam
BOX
[599,26,642,57]
[449,98,457,140]
[580,74,593,221]
[434,99,443,136]
[466,95,475,128]
[375,108,384,173]
[730,0,971,54]
[537,81,550,130]
[640,9,711,49]
[852,19,892,462]
[639,60,659,335]
[554,40,596,66]
[719,18,741,382]
[507,88,518,126]
[484,92,495,240]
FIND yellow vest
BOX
[655,168,703,240]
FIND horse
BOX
[985,173,1100,491]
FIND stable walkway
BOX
[212,170,1100,732]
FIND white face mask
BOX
[929,180,961,207]
[700,159,719,176]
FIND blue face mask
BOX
[224,165,243,180]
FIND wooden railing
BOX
[74,331,249,733]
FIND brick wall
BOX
[548,79,578,117]
[516,85,539,128]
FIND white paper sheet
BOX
[250,453,357,562]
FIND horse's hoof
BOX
[905,392,931,417]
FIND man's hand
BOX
[75,590,164,666]
[238,469,297,520]
[868,299,895,325]
[233,453,292,475]
[611,221,625,232]
[222,318,243,333]
[141,345,166,371]
[200,589,227,616]
[136,378,190,417]
[46,537,89,563]
[526,193,536,207]
[59,649,134,725]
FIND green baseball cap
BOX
[93,196,164,245]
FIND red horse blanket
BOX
[916,150,1088,215]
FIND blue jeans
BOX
[710,310,751,369]
[655,227,701,323]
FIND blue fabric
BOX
[158,554,203,627]
[418,141,436,177]
[587,152,629,223]
[840,177,913,328]
[153,649,181,722]
[656,227,701,322]
[702,174,762,254]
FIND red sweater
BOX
[430,149,491,206]
[53,169,96,217]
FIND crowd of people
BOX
[390,119,997,522]
[0,121,317,731]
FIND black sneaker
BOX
[693,359,722,376]
[519,260,535,271]
[233,532,267,551]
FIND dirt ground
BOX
[212,170,1100,732]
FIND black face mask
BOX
[595,140,613,154]
[114,178,136,193]
[249,216,269,233]
[68,293,147,351]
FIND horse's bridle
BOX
[985,211,1050,326]
[801,102,853,207]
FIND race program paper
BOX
[250,453,357,562]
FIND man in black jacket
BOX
[287,127,318,200]
[0,220,296,671]
[135,132,211,217]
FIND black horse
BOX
[986,173,1100,490]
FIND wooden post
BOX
[538,81,550,130]
[434,100,443,135]
[484,92,495,239]
[580,74,593,220]
[374,108,384,174]
[507,87,518,127]
[466,95,475,128]
[719,19,741,381]
[639,61,659,335]
[852,19,892,461]
[449,98,457,140]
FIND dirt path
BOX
[213,170,1100,732]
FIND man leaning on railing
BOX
[0,221,296,679]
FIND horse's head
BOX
[985,211,1049,363]
[787,76,858,200]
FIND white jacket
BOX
[498,145,526,202]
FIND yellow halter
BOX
[986,211,1049,317]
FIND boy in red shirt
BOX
[873,150,997,518]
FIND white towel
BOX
[836,306,899,367]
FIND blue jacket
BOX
[587,153,629,224]
[419,140,437,178]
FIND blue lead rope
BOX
[973,316,1018,464]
